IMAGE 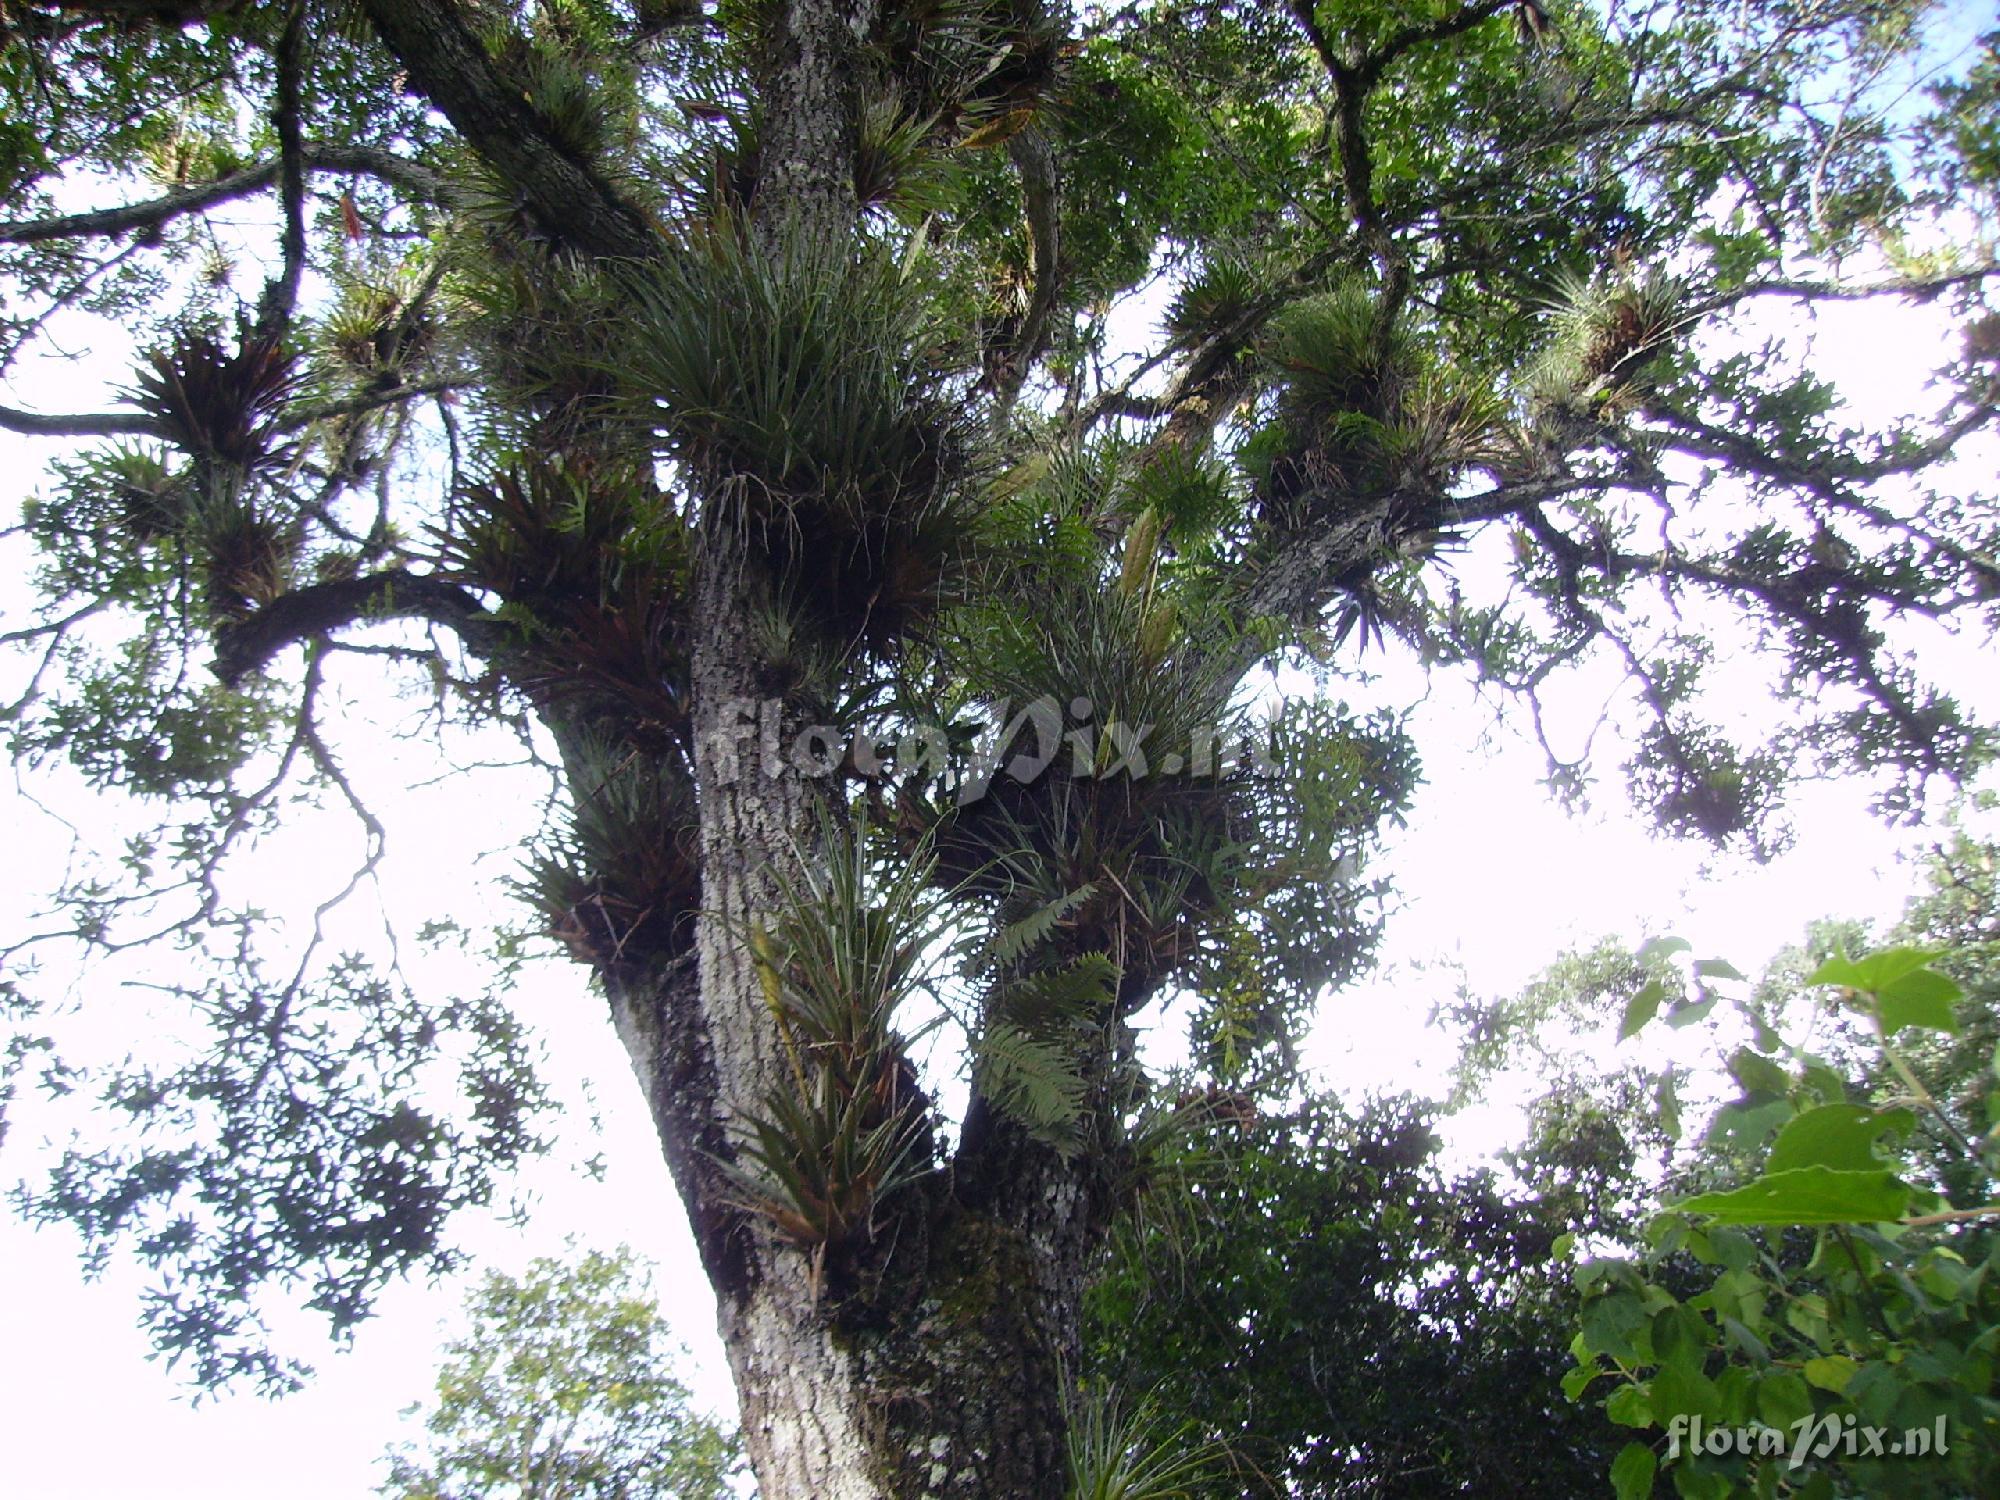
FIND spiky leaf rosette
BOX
[724,817,944,1259]
[187,482,302,623]
[1256,284,1504,521]
[125,322,304,474]
[523,735,701,968]
[617,222,985,644]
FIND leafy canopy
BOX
[0,0,1995,1401]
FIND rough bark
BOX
[621,1,1092,1488]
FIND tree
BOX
[2,1,1997,1494]
[1085,1088,1641,1495]
[379,1245,741,1500]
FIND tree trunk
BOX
[362,0,1104,1488]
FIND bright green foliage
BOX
[379,1246,741,1500]
[1568,934,2000,1496]
[724,819,942,1260]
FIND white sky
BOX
[2,209,1996,1498]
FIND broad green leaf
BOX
[1638,936,1693,964]
[1765,1104,1913,1175]
[1656,1068,1682,1141]
[1652,1304,1712,1369]
[1649,1361,1721,1423]
[1805,946,1939,995]
[1875,966,1962,1037]
[1703,1099,1792,1154]
[1670,1466,1732,1499]
[1606,1383,1653,1427]
[1621,978,1667,1039]
[1719,1316,1768,1363]
[1611,1441,1656,1500]
[1666,996,1718,1030]
[1755,1371,1812,1430]
[1802,1355,1859,1393]
[1581,1291,1649,1361]
[1727,1047,1790,1097]
[1562,1365,1602,1401]
[1676,1167,1911,1226]
[1694,957,1746,981]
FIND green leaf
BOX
[1765,1104,1912,1174]
[1727,1047,1790,1098]
[1676,1166,1911,1226]
[1649,1362,1721,1423]
[1802,1355,1859,1393]
[1666,996,1718,1030]
[1563,1364,1603,1401]
[1611,1441,1657,1500]
[1875,966,1962,1037]
[1755,1371,1812,1430]
[1621,978,1667,1039]
[1805,946,1938,995]
[1694,957,1746,981]
[1639,936,1694,964]
[1581,1291,1649,1361]
[1703,1098,1793,1154]
[1654,1079,1683,1147]
[1606,1383,1654,1427]
[1652,1303,1711,1370]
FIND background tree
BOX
[2,1,1998,1495]
[379,1245,741,1500]
[1085,1087,1643,1496]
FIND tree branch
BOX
[0,403,155,437]
[210,569,504,686]
[251,0,309,339]
[0,145,453,245]
[1685,261,2000,320]
[0,377,468,443]
[1361,0,1514,87]
[357,0,661,263]
[989,127,1063,414]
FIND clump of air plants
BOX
[852,91,956,219]
[1253,281,1504,527]
[186,483,302,622]
[139,116,241,190]
[97,443,187,543]
[1164,257,1263,342]
[439,457,689,740]
[523,738,701,970]
[899,451,1417,1081]
[319,264,441,393]
[1626,719,1785,856]
[722,817,941,1291]
[125,320,304,476]
[1522,265,1690,420]
[1065,1386,1224,1500]
[443,227,632,452]
[619,221,985,647]
[443,456,684,611]
[900,466,1241,1002]
[871,0,1076,147]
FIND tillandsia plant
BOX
[1569,941,2000,1499]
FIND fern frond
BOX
[988,883,1098,967]
[974,1019,1088,1152]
